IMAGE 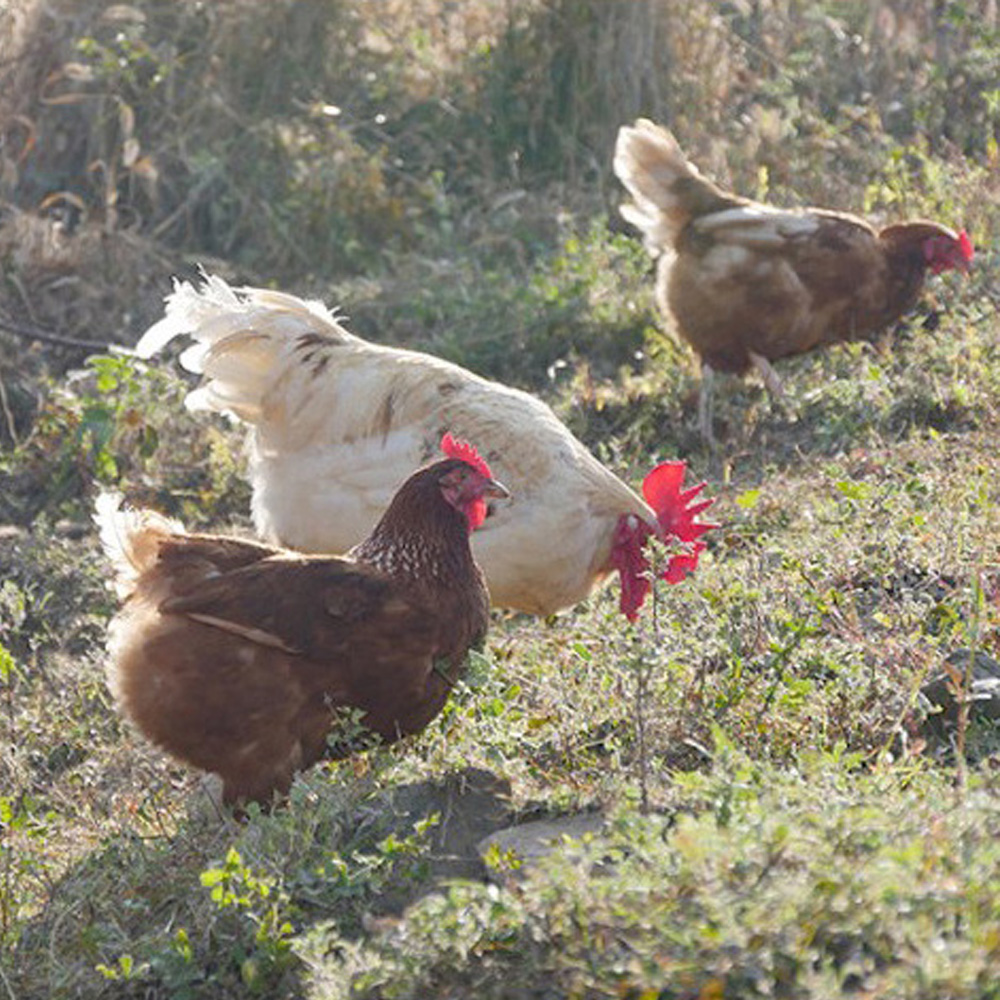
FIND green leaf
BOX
[835,479,872,502]
[139,424,159,459]
[0,642,16,683]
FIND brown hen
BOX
[614,119,974,440]
[96,439,507,805]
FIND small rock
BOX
[478,812,605,881]
[365,767,513,914]
[920,648,1000,735]
[54,520,90,540]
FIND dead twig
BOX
[0,367,17,445]
[0,314,115,351]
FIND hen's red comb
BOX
[957,229,974,263]
[642,461,717,543]
[440,433,494,480]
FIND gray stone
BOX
[920,648,1000,734]
[478,812,605,881]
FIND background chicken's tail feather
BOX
[614,119,730,253]
[94,492,183,597]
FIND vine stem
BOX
[634,549,665,816]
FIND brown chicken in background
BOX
[96,436,508,806]
[614,118,974,441]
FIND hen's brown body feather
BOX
[669,212,940,375]
[98,459,492,805]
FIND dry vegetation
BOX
[2,1,1000,997]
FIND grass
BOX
[5,308,1000,996]
[308,758,1000,999]
[3,0,1000,996]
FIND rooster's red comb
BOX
[642,460,717,544]
[440,433,494,480]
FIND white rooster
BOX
[136,276,714,619]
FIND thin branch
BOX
[0,946,18,999]
[0,315,115,352]
[0,368,18,446]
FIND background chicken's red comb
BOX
[642,460,717,543]
[958,229,974,262]
[440,433,494,480]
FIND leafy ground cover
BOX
[2,1,1000,997]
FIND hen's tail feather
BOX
[614,118,735,253]
[94,492,183,598]
[135,276,359,423]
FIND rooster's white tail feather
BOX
[134,277,358,426]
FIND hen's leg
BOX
[698,362,716,445]
[749,351,784,399]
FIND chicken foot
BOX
[697,362,716,445]
[749,351,785,400]
[699,353,789,444]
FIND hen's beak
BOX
[483,478,511,500]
